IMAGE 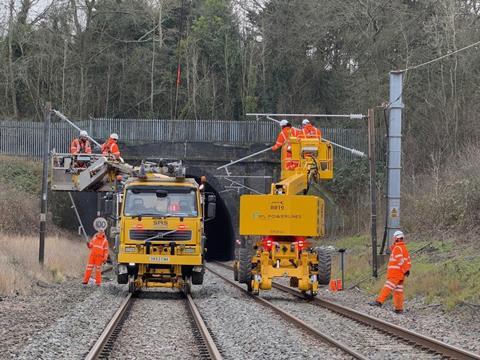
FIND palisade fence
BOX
[0,118,376,163]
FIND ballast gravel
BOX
[208,263,438,360]
[0,278,124,359]
[15,281,127,359]
[211,261,480,357]
[108,290,203,360]
[195,269,352,360]
[320,286,480,355]
[0,278,116,359]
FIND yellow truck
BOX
[234,137,333,296]
[51,156,215,293]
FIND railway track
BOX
[210,262,480,360]
[85,291,222,360]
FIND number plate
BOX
[153,219,168,228]
[150,256,169,262]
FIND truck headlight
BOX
[124,247,136,253]
[184,247,196,254]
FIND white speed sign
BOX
[93,217,108,232]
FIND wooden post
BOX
[368,108,378,277]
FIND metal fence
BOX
[0,118,371,162]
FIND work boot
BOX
[368,301,382,307]
[394,309,404,314]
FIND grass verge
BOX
[0,156,88,296]
[325,234,480,309]
[0,233,87,296]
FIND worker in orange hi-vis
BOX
[369,230,411,313]
[82,230,109,286]
[70,130,92,155]
[284,145,299,170]
[298,119,322,139]
[101,133,121,160]
[271,120,300,151]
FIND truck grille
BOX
[129,229,192,241]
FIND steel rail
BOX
[206,265,367,360]
[86,292,222,360]
[85,293,132,360]
[213,262,480,360]
[186,293,223,360]
[272,282,480,360]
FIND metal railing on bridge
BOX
[0,118,371,162]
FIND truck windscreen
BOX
[124,187,198,217]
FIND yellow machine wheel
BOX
[238,247,252,284]
[316,248,332,285]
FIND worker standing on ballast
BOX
[271,120,299,151]
[101,133,121,160]
[369,230,411,313]
[70,130,92,155]
[82,230,109,286]
[298,119,322,139]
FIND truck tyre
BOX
[238,247,252,284]
[117,273,128,284]
[233,262,239,281]
[317,248,332,285]
[192,266,205,285]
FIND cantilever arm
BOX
[52,109,102,148]
[217,147,272,170]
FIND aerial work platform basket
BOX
[51,153,132,192]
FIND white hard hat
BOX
[279,119,289,127]
[79,130,88,137]
[393,230,404,239]
[110,133,119,140]
[302,119,310,125]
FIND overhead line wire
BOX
[399,38,480,72]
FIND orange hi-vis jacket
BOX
[70,138,92,154]
[101,139,121,159]
[87,232,109,263]
[272,127,300,151]
[298,124,322,139]
[387,241,411,279]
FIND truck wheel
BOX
[317,248,332,285]
[183,276,192,294]
[128,276,138,294]
[192,267,205,285]
[233,262,239,281]
[117,273,128,284]
[238,247,252,284]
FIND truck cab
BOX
[116,169,215,293]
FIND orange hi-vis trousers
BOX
[83,254,104,285]
[377,278,404,311]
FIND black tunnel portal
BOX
[191,176,235,261]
